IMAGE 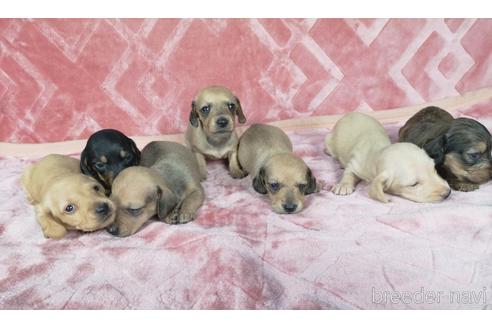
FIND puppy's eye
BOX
[468,152,481,161]
[200,106,210,114]
[93,185,101,192]
[410,182,419,187]
[65,204,76,214]
[124,153,133,163]
[228,103,236,111]
[126,207,143,216]
[298,183,307,192]
[94,162,106,171]
[269,182,280,191]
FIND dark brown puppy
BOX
[399,106,492,191]
[81,129,141,194]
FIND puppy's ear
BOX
[80,149,93,176]
[423,134,447,166]
[34,205,67,239]
[305,168,320,195]
[156,185,178,220]
[252,167,267,194]
[189,101,199,127]
[129,138,141,165]
[235,97,246,124]
[368,172,390,203]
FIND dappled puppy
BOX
[21,154,115,239]
[106,167,178,237]
[229,124,320,214]
[107,141,204,236]
[325,112,451,203]
[399,106,492,191]
[80,129,141,194]
[186,85,246,180]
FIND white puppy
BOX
[324,112,451,203]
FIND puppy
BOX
[229,124,319,214]
[21,154,115,239]
[399,106,492,191]
[106,141,204,236]
[185,85,246,180]
[325,112,451,203]
[80,129,141,193]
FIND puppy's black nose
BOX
[443,189,451,199]
[216,117,229,128]
[106,224,119,236]
[283,203,298,213]
[95,202,109,216]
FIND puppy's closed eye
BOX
[126,207,144,216]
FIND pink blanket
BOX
[1,119,492,309]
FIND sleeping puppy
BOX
[80,129,141,193]
[399,106,492,191]
[185,85,246,180]
[325,112,451,203]
[106,141,205,236]
[229,124,320,214]
[21,154,115,239]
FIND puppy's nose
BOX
[216,117,229,128]
[282,203,298,213]
[106,224,119,236]
[95,202,109,216]
[442,189,451,199]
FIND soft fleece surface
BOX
[2,115,492,309]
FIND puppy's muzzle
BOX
[216,116,229,129]
[106,223,119,236]
[282,202,298,214]
[442,189,451,199]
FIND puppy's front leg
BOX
[228,151,247,179]
[332,168,360,196]
[167,188,205,224]
[193,151,207,181]
[35,205,67,239]
[449,180,479,192]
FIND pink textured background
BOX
[1,18,491,143]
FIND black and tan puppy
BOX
[399,106,492,191]
[229,124,320,214]
[106,141,205,236]
[80,129,141,193]
[185,85,246,180]
[21,154,115,239]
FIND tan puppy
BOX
[230,124,319,214]
[185,85,246,180]
[325,112,451,203]
[106,141,205,237]
[21,154,115,239]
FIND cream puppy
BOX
[324,112,451,203]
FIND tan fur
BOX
[21,154,115,239]
[325,112,451,203]
[185,86,246,180]
[230,124,320,214]
[107,141,205,237]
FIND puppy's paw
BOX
[229,169,248,179]
[331,183,355,196]
[165,209,195,225]
[451,181,479,192]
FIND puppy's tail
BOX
[21,164,35,204]
[324,133,334,156]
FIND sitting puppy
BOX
[229,124,319,214]
[185,85,246,180]
[106,141,205,236]
[325,112,451,203]
[80,129,141,193]
[21,154,115,239]
[399,106,492,191]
